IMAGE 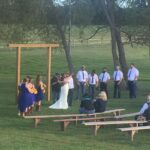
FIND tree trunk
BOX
[57,24,74,74]
[100,0,128,80]
[110,27,119,68]
[115,28,128,80]
[108,0,119,68]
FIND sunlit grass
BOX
[0,42,150,150]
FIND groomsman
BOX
[67,74,74,107]
[113,65,123,98]
[76,65,88,100]
[99,67,110,97]
[127,63,139,98]
[88,70,99,99]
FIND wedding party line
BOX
[17,63,147,117]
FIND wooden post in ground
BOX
[47,46,51,101]
[9,43,59,103]
[16,47,21,103]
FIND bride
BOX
[49,73,71,109]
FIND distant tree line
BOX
[0,0,149,76]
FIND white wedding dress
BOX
[49,83,69,109]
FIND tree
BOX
[101,0,128,79]
[0,0,75,73]
[92,0,128,79]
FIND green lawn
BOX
[0,43,150,150]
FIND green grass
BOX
[0,43,150,150]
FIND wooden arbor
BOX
[9,44,59,102]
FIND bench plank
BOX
[83,120,146,126]
[54,116,115,131]
[115,112,140,119]
[24,108,125,119]
[54,116,114,122]
[83,120,147,136]
[118,126,150,131]
[118,126,150,141]
[23,108,125,127]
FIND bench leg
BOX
[34,118,41,128]
[129,130,136,141]
[92,125,101,136]
[113,111,120,117]
[129,123,138,133]
[72,116,78,126]
[61,121,70,131]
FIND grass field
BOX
[0,43,150,150]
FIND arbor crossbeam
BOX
[9,43,59,102]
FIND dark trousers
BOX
[100,82,108,97]
[67,89,74,106]
[113,81,121,98]
[89,84,96,99]
[52,90,60,103]
[79,108,95,114]
[128,81,137,98]
[77,82,86,100]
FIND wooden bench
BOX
[23,108,125,128]
[118,125,150,141]
[114,112,140,119]
[83,120,147,136]
[54,116,115,131]
[94,108,125,117]
[23,114,87,128]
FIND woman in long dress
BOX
[35,75,46,111]
[18,77,35,116]
[49,73,71,109]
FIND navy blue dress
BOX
[28,92,36,107]
[36,86,44,102]
[18,83,31,112]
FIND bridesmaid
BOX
[18,77,33,117]
[35,75,46,111]
[26,76,37,114]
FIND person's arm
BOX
[88,74,90,85]
[118,71,123,85]
[99,73,102,83]
[139,103,149,114]
[135,69,139,80]
[76,71,80,85]
[25,83,33,93]
[113,72,115,81]
[96,74,99,87]
[107,73,110,82]
[85,71,89,84]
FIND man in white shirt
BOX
[135,95,150,121]
[127,63,139,98]
[113,65,123,98]
[76,65,88,100]
[88,70,99,99]
[67,74,74,107]
[99,67,110,97]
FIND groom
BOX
[67,74,74,107]
[51,73,61,103]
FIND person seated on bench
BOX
[135,95,150,121]
[93,91,107,113]
[79,93,95,114]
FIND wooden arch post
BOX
[9,44,59,102]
